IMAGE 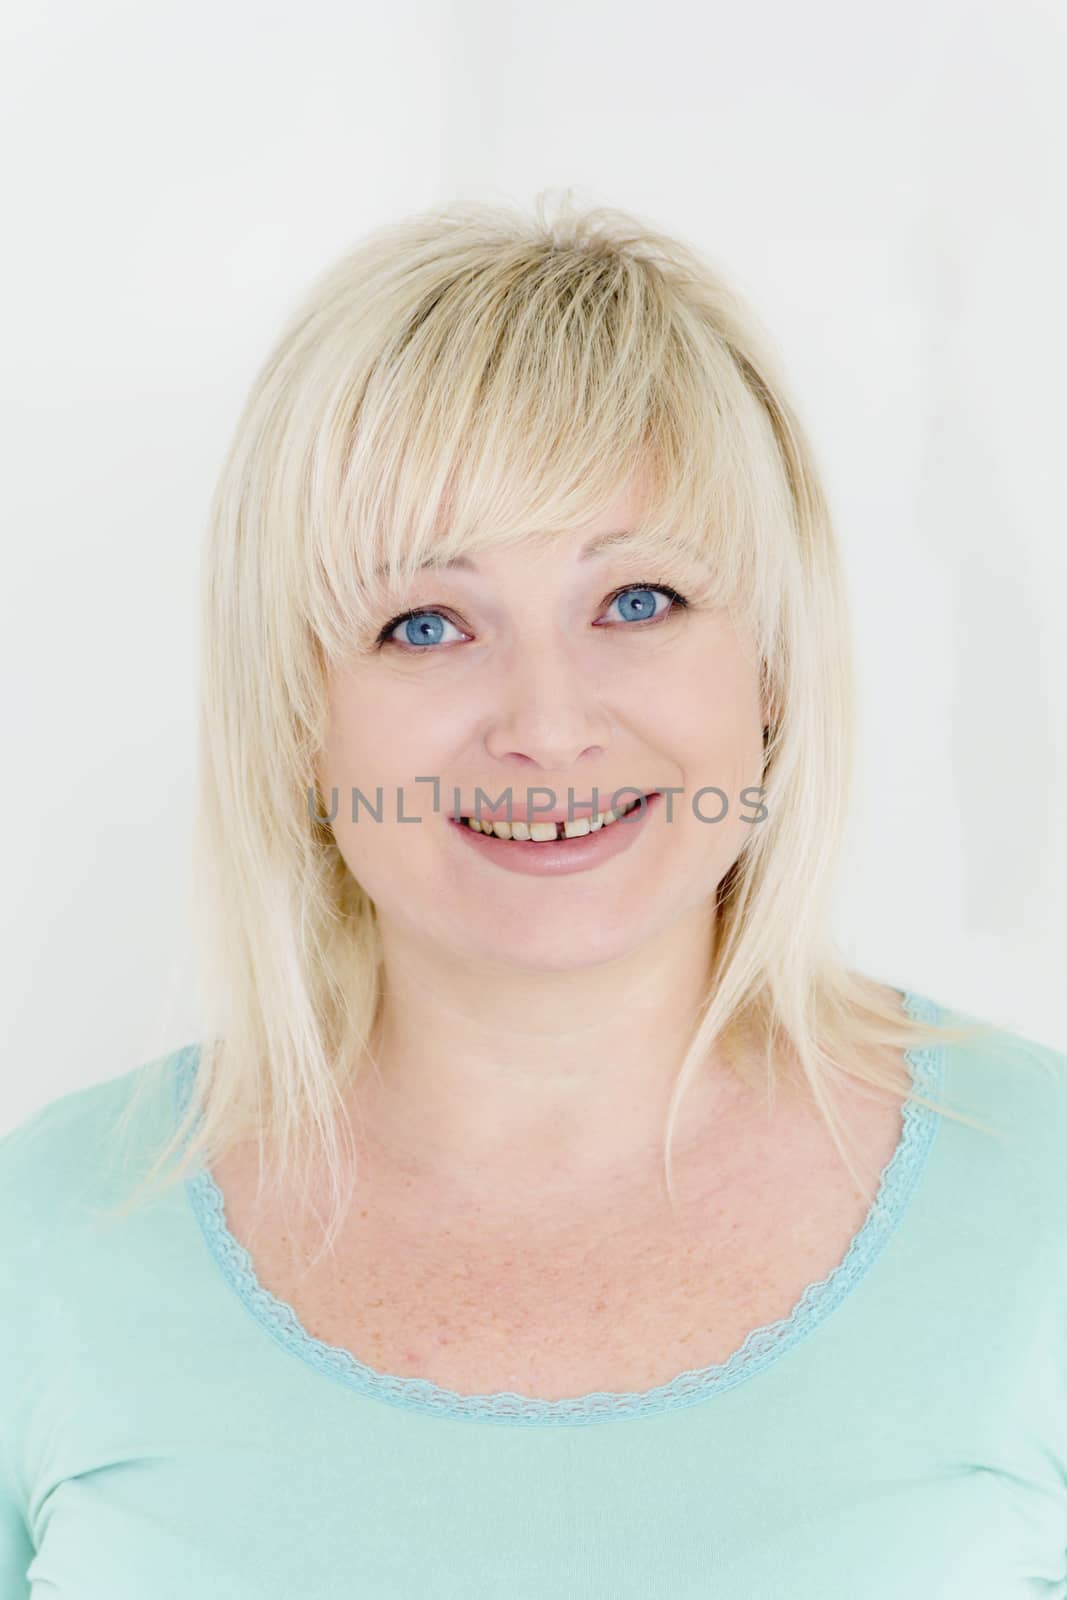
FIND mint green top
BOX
[3,990,1067,1596]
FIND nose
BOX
[483,633,611,772]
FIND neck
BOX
[347,902,750,1203]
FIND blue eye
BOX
[603,584,685,625]
[374,582,688,652]
[378,610,466,649]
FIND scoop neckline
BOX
[174,987,945,1429]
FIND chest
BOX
[206,1081,905,1404]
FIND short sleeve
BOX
[0,1433,32,1598]
[0,1120,36,1598]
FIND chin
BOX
[460,918,647,974]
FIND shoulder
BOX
[0,1044,195,1247]
[929,998,1067,1207]
[0,1048,196,1479]
[935,999,1067,1117]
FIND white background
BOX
[1,0,1064,1129]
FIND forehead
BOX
[373,470,662,580]
[408,526,653,576]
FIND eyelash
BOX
[373,583,690,651]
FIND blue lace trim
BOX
[174,989,945,1428]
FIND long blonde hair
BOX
[109,190,1009,1259]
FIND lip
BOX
[446,791,661,877]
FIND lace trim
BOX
[174,989,945,1428]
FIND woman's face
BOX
[316,479,767,972]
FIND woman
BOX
[3,195,1066,1597]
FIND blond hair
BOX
[109,190,1009,1260]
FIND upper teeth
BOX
[462,798,645,841]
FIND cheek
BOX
[318,674,450,788]
[646,656,763,772]
[642,652,764,862]
[314,677,465,892]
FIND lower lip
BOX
[447,793,661,877]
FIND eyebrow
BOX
[398,529,646,576]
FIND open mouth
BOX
[453,792,657,843]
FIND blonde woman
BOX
[3,196,1066,1597]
